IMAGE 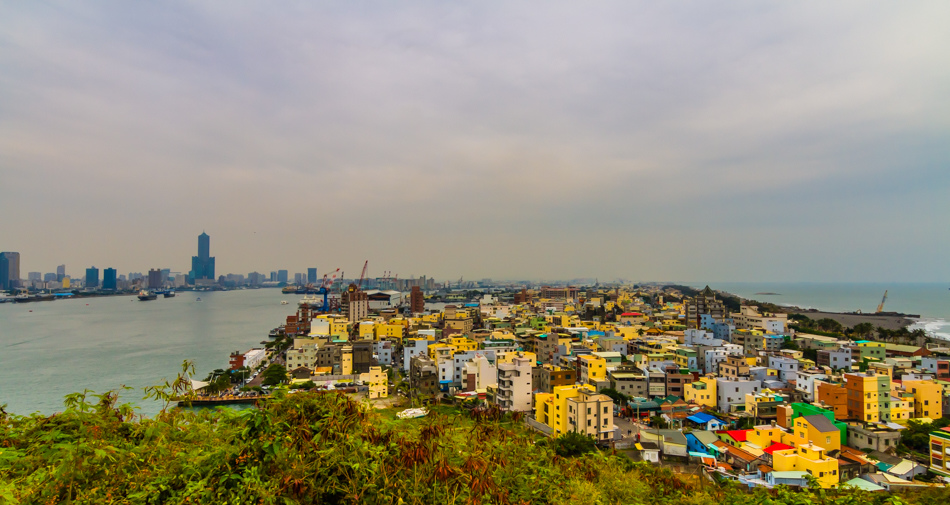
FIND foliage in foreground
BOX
[1,390,948,505]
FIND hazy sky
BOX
[2,2,948,283]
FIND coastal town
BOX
[212,282,950,491]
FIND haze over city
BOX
[2,2,948,282]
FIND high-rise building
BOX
[28,272,42,282]
[410,286,425,314]
[148,269,162,289]
[0,252,20,290]
[44,273,57,283]
[307,268,318,284]
[103,268,118,290]
[270,271,278,282]
[85,267,100,288]
[190,232,215,282]
[294,273,304,285]
[56,264,66,282]
[277,270,288,283]
[343,284,369,323]
[684,286,726,329]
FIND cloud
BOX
[0,1,948,281]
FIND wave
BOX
[910,318,950,341]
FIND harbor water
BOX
[0,289,296,416]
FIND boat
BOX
[196,297,202,302]
[281,285,298,294]
[163,290,176,298]
[137,290,157,301]
[281,300,289,305]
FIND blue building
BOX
[85,267,99,288]
[102,268,117,290]
[307,268,318,284]
[190,232,215,282]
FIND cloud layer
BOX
[2,2,948,282]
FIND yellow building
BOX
[684,375,718,408]
[890,394,914,423]
[358,321,377,339]
[374,322,402,339]
[745,424,788,450]
[340,346,353,375]
[534,384,614,440]
[845,372,891,423]
[578,354,607,384]
[788,415,841,452]
[428,343,455,364]
[360,366,388,399]
[498,351,537,365]
[446,336,478,353]
[902,379,943,420]
[310,315,350,337]
[771,444,839,488]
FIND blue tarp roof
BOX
[463,303,479,307]
[687,412,722,424]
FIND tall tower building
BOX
[56,264,66,282]
[86,267,100,288]
[190,232,216,283]
[103,268,117,290]
[307,268,318,284]
[0,252,20,290]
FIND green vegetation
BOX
[260,364,288,387]
[2,371,950,504]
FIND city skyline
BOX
[1,3,948,283]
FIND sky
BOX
[1,2,949,283]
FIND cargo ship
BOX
[137,290,157,301]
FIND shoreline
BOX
[714,289,920,332]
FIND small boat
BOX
[196,297,202,302]
[163,290,176,298]
[281,300,289,305]
[137,290,157,301]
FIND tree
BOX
[552,431,597,457]
[851,322,874,338]
[816,318,843,333]
[261,364,288,386]
[599,388,629,407]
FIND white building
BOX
[244,348,267,370]
[496,355,533,411]
[462,354,497,391]
[716,377,762,413]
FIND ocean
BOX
[0,289,296,417]
[705,282,950,339]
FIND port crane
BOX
[875,290,888,314]
[357,260,369,290]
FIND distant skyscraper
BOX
[294,273,304,285]
[0,252,20,290]
[307,268,318,284]
[277,270,288,283]
[86,267,99,288]
[190,232,215,282]
[270,271,277,282]
[148,269,162,289]
[103,268,117,290]
[44,273,57,282]
[56,264,66,282]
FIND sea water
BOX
[706,282,950,339]
[0,289,296,416]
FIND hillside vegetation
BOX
[0,388,946,504]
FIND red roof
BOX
[763,443,794,454]
[723,430,749,442]
[621,312,642,316]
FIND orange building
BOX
[815,382,848,420]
